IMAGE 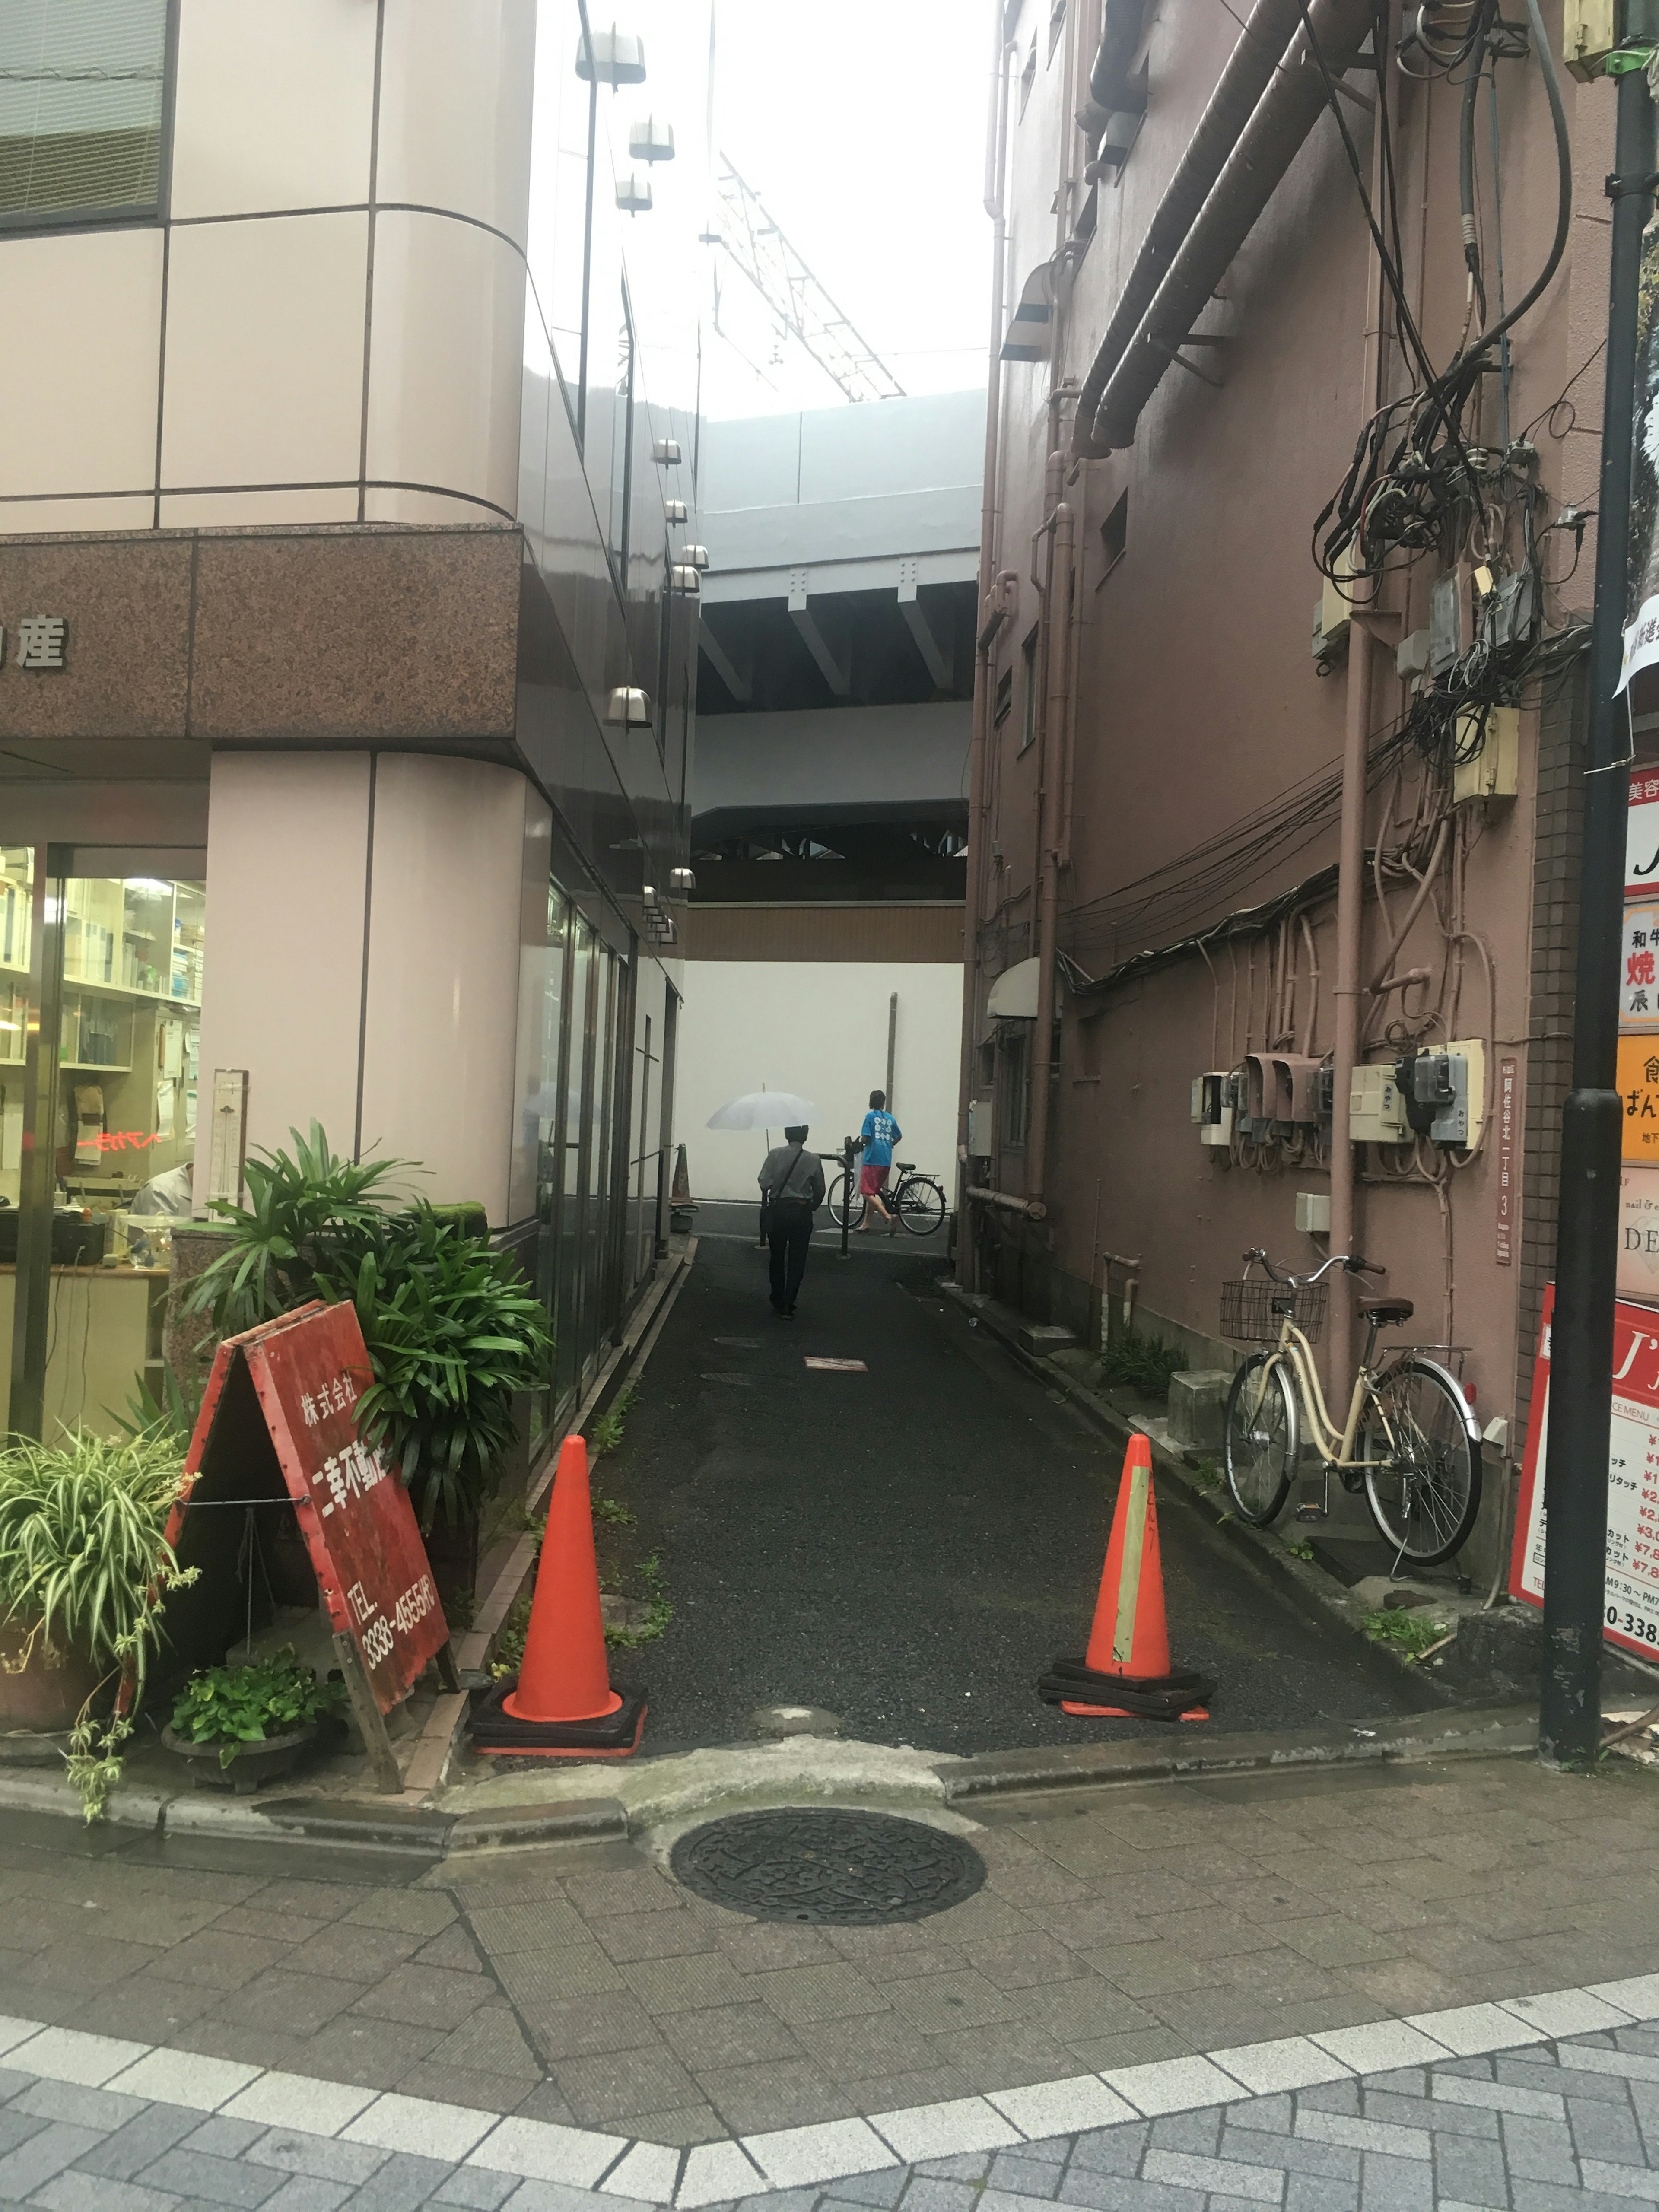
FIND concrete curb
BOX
[940,1701,1539,1800]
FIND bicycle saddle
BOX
[1357,1295,1414,1324]
[896,1161,914,1171]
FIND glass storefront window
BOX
[5,861,205,1441]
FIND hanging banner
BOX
[1510,1284,1659,1660]
[1620,219,1659,694]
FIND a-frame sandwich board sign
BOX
[163,1300,457,1792]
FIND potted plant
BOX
[162,1649,345,1793]
[186,1123,552,1618]
[0,1429,197,1818]
[322,1204,552,1610]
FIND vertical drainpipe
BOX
[1029,496,1074,1208]
[958,13,1014,1290]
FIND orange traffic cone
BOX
[1037,1433,1212,1722]
[471,1434,647,1757]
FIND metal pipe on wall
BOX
[1028,500,1074,1206]
[1329,620,1371,1396]
[1079,0,1379,456]
[957,13,1014,1290]
[1069,0,1331,462]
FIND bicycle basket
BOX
[1220,1278,1327,1344]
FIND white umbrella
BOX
[707,1090,820,1131]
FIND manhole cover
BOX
[669,1808,985,1924]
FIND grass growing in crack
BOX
[1099,1332,1186,1399]
[593,1496,636,1527]
[590,1384,638,1460]
[1362,1607,1449,1660]
[1189,1457,1222,1491]
[1283,1538,1316,1562]
[604,1552,672,1649]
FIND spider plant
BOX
[0,1428,197,1820]
[185,1120,413,1336]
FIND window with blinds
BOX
[0,0,169,226]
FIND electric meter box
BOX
[1562,0,1615,76]
[1191,1071,1233,1147]
[1295,1190,1332,1235]
[1351,1063,1408,1143]
[1452,705,1519,804]
[1427,1040,1487,1148]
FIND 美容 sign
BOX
[0,617,67,671]
[1630,770,1659,898]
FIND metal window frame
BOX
[0,0,179,239]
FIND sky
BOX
[602,0,998,423]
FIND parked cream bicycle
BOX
[1221,1247,1481,1568]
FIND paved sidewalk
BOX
[4,1990,1659,2207]
[3,1751,1659,2151]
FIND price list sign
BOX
[1510,1284,1659,1659]
[167,1300,453,1790]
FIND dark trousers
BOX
[768,1201,813,1312]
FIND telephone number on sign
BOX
[1608,1605,1659,1646]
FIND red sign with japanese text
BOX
[1510,1283,1659,1661]
[1629,769,1659,899]
[171,1302,448,1712]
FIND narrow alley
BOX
[603,1240,1437,1754]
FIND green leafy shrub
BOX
[1099,1331,1187,1399]
[169,1649,344,1767]
[185,1121,412,1336]
[0,1429,197,1819]
[323,1203,551,1535]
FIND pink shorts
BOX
[859,1165,890,1196]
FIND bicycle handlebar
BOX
[1242,1248,1386,1285]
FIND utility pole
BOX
[1539,29,1656,1767]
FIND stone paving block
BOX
[1355,2149,1433,2212]
[289,1927,429,1985]
[1140,2147,1283,2202]
[331,2148,459,2209]
[343,2093,498,2164]
[136,2141,289,2205]
[660,2004,806,2073]
[1430,2129,1511,2208]
[1043,2175,1205,2212]
[210,1967,364,2037]
[870,2097,1020,2164]
[822,2168,907,2206]
[31,2172,182,2212]
[73,2099,202,2179]
[1360,2090,1500,2139]
[295,2015,448,2089]
[553,2042,704,2126]
[1499,2056,1630,2104]
[911,2152,992,2181]
[464,1904,591,1958]
[1564,2045,1659,2087]
[9,2025,148,2084]
[1500,2111,1580,2183]
[220,2073,380,2136]
[895,2178,980,2212]
[985,2079,1136,2140]
[1284,2173,1357,2212]
[433,2172,521,2209]
[147,1930,293,1993]
[1208,2038,1352,2096]
[1579,2157,1659,2202]
[9,2074,148,2130]
[884,1974,1020,2037]
[1062,2124,1150,2180]
[252,2177,357,2212]
[1297,2108,1430,2161]
[1436,2074,1566,2120]
[243,2129,391,2185]
[0,2117,105,2197]
[1146,2110,1220,2156]
[986,2151,1065,2197]
[1295,2079,1361,2117]
[1217,2124,1360,2183]
[183,2113,271,2158]
[1569,2087,1650,2165]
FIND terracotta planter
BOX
[0,1627,105,1733]
[160,1719,319,1795]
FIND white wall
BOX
[674,960,964,1201]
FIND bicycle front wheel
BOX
[1224,1354,1297,1526]
[896,1177,945,1236]
[827,1174,864,1230]
[1360,1359,1480,1566]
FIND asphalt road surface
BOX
[602,1239,1437,1755]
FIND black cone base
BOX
[1037,1655,1214,1721]
[470,1678,647,1758]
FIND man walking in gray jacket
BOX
[757,1124,825,1318]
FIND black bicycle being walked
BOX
[826,1161,947,1236]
